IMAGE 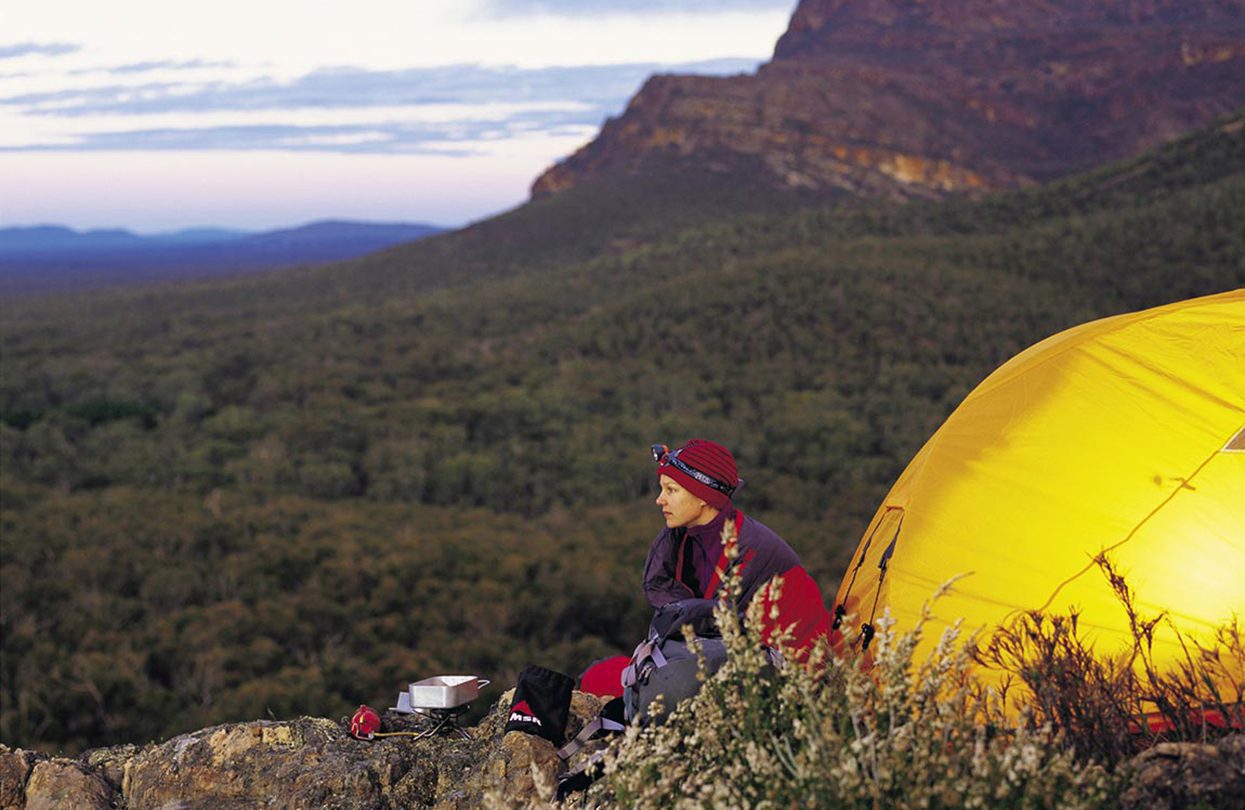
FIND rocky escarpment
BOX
[2,704,1243,807]
[533,0,1245,201]
[0,690,606,809]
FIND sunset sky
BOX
[2,1,795,233]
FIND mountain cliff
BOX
[532,0,1245,202]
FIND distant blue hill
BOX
[0,220,447,295]
[0,225,249,253]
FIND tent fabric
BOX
[833,289,1245,698]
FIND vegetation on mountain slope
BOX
[1,116,1242,754]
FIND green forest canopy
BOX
[1,115,1243,754]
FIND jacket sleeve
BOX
[642,529,695,609]
[650,598,720,639]
[752,564,832,659]
[735,518,831,659]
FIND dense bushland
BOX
[2,117,1243,753]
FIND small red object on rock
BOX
[350,705,381,739]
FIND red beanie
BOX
[656,439,739,509]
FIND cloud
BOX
[0,42,82,60]
[5,60,758,116]
[90,59,239,75]
[1,58,759,154]
[8,113,602,155]
[32,124,468,154]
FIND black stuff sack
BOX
[505,664,574,744]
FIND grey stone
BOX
[25,758,114,810]
[1119,735,1245,810]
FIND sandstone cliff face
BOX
[532,0,1245,201]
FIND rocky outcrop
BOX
[532,0,1245,201]
[0,690,606,809]
[1119,735,1245,810]
[2,716,1243,807]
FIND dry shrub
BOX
[978,554,1244,766]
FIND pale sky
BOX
[1,1,796,233]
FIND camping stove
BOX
[389,675,490,739]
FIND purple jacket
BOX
[642,507,804,632]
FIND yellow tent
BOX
[833,289,1245,702]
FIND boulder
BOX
[1119,735,1245,810]
[0,745,43,810]
[24,759,113,810]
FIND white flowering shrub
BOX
[598,539,1119,809]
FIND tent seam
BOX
[1025,423,1242,616]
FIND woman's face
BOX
[655,474,715,529]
